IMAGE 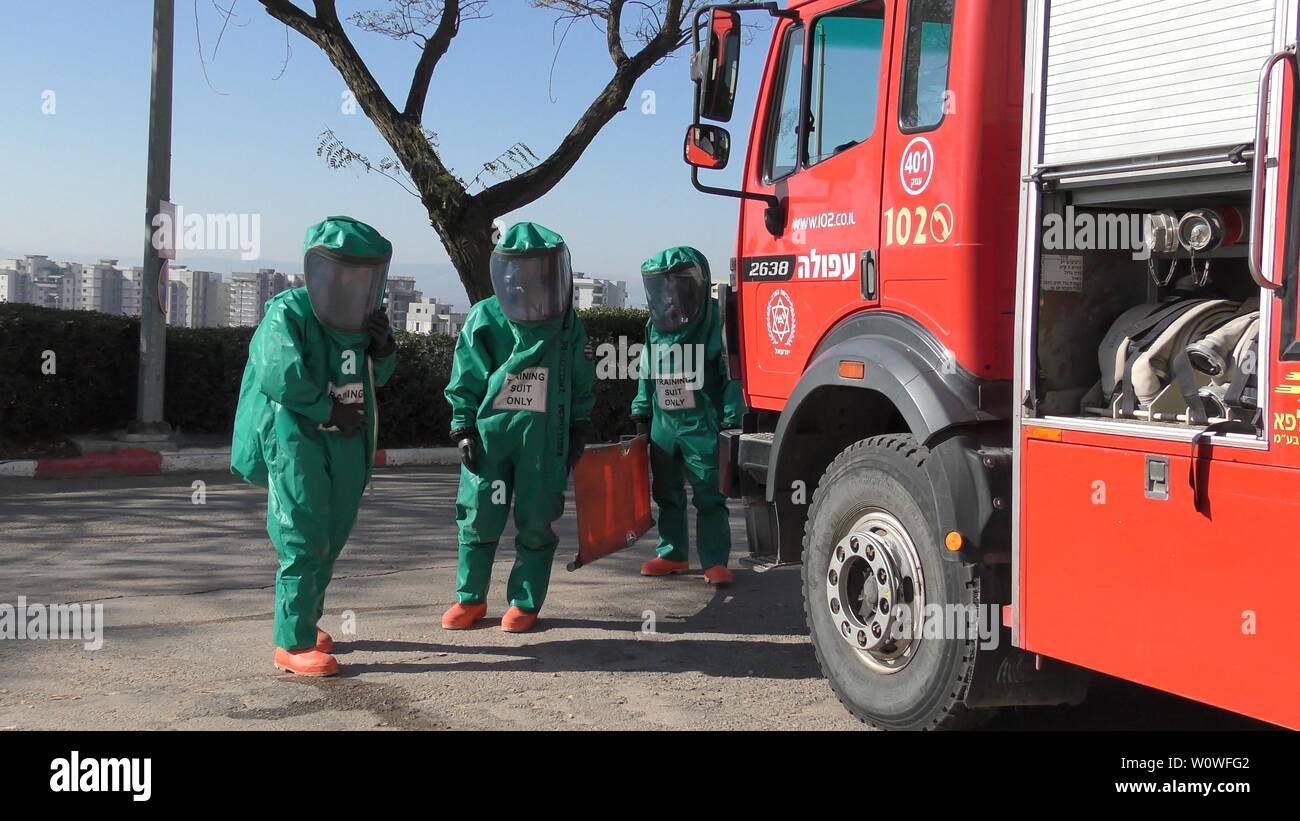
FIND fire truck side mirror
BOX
[685,124,731,171]
[691,8,741,123]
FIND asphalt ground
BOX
[0,467,1266,730]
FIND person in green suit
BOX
[231,216,397,677]
[441,222,596,633]
[632,246,745,584]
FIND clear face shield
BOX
[644,263,707,332]
[304,248,389,334]
[490,246,573,324]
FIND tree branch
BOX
[476,0,684,216]
[312,0,341,25]
[257,0,326,40]
[606,0,627,65]
[258,0,470,216]
[257,1,400,122]
[405,0,460,120]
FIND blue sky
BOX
[0,1,769,307]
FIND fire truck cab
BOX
[687,0,1300,729]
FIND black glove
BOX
[632,416,650,438]
[365,309,396,358]
[327,399,366,438]
[567,425,588,473]
[453,428,481,473]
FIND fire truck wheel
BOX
[802,434,992,730]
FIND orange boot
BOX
[273,646,339,677]
[641,557,690,576]
[315,628,334,653]
[501,606,538,633]
[703,565,734,585]
[441,602,487,630]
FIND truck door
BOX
[738,0,896,409]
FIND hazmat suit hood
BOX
[642,246,710,334]
[490,222,573,326]
[302,216,393,341]
[639,247,719,399]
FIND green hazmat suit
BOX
[632,246,745,570]
[446,223,596,613]
[231,216,396,651]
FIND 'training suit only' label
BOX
[655,375,697,411]
[329,382,365,404]
[319,382,365,432]
[492,367,549,413]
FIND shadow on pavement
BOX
[334,636,820,680]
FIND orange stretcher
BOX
[567,434,655,571]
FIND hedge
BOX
[0,302,650,449]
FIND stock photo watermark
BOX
[888,603,1001,650]
[593,338,708,391]
[1043,206,1152,261]
[150,206,261,261]
[0,597,103,651]
[50,751,151,802]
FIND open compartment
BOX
[1014,0,1290,444]
[1028,183,1265,439]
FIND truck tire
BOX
[802,434,992,730]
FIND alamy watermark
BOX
[889,602,1001,650]
[1043,206,1151,261]
[0,597,103,650]
[594,338,707,390]
[151,206,261,261]
[50,751,151,802]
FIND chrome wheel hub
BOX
[825,510,925,674]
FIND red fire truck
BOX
[686,0,1300,729]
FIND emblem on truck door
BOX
[930,203,954,243]
[900,136,935,196]
[766,289,796,354]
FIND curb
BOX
[0,447,461,480]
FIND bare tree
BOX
[255,0,704,302]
